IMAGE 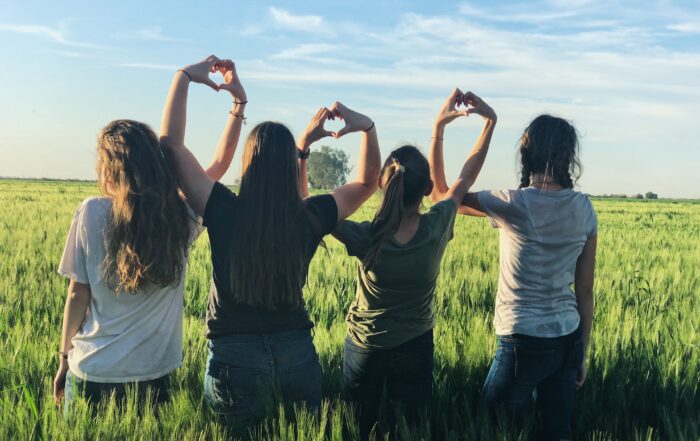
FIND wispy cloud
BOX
[667,22,700,33]
[0,23,102,48]
[52,50,87,58]
[116,62,178,71]
[272,43,336,60]
[268,7,325,32]
[113,26,177,41]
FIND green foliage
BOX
[0,180,698,440]
[307,146,350,190]
[645,192,658,200]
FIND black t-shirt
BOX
[202,182,338,338]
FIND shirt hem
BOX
[68,360,181,383]
[494,317,581,338]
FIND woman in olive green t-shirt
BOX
[333,89,497,439]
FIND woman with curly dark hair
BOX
[430,113,598,440]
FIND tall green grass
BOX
[0,180,698,440]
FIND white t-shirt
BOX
[58,197,202,383]
[477,187,597,338]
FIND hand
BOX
[435,88,469,128]
[462,91,497,122]
[575,361,587,389]
[329,102,373,138]
[180,55,222,91]
[299,107,335,150]
[215,59,247,102]
[53,360,69,406]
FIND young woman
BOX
[329,89,496,438]
[159,56,381,427]
[430,112,597,440]
[52,63,245,412]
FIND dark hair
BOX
[518,114,581,189]
[98,119,191,293]
[229,121,318,310]
[363,145,431,270]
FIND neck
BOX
[529,174,564,190]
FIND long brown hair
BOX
[98,120,191,293]
[363,145,431,270]
[518,114,581,189]
[229,121,315,310]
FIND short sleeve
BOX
[335,220,372,258]
[426,199,458,242]
[586,198,598,236]
[58,202,90,284]
[477,189,522,229]
[305,194,338,236]
[203,182,237,237]
[184,203,204,246]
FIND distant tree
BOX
[645,191,658,200]
[307,145,350,189]
[633,193,644,199]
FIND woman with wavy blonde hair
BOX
[52,62,246,411]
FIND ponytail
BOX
[363,158,406,270]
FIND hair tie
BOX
[392,158,405,174]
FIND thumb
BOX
[333,124,352,139]
[204,78,219,91]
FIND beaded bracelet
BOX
[229,111,247,124]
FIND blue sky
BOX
[0,0,699,197]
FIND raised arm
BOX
[297,107,335,199]
[53,280,91,405]
[205,60,248,182]
[329,102,381,221]
[574,234,597,389]
[430,90,497,208]
[160,56,220,216]
[429,88,466,203]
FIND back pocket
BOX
[513,346,557,383]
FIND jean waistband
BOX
[498,326,581,346]
[209,328,313,346]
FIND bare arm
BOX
[574,234,597,389]
[159,56,221,216]
[206,101,246,181]
[298,103,380,221]
[330,102,381,221]
[428,89,497,207]
[53,280,91,405]
[206,60,248,182]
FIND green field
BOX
[0,179,698,440]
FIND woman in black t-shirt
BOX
[159,56,381,428]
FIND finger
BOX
[204,78,220,91]
[333,125,351,138]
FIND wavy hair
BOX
[363,145,431,270]
[518,114,581,189]
[97,120,191,293]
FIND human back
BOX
[54,119,201,409]
[336,145,456,349]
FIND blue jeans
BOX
[64,370,170,415]
[203,329,322,427]
[482,327,583,441]
[343,330,434,439]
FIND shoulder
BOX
[75,196,111,223]
[304,194,338,235]
[426,199,457,222]
[203,182,237,229]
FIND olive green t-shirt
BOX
[335,199,457,349]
